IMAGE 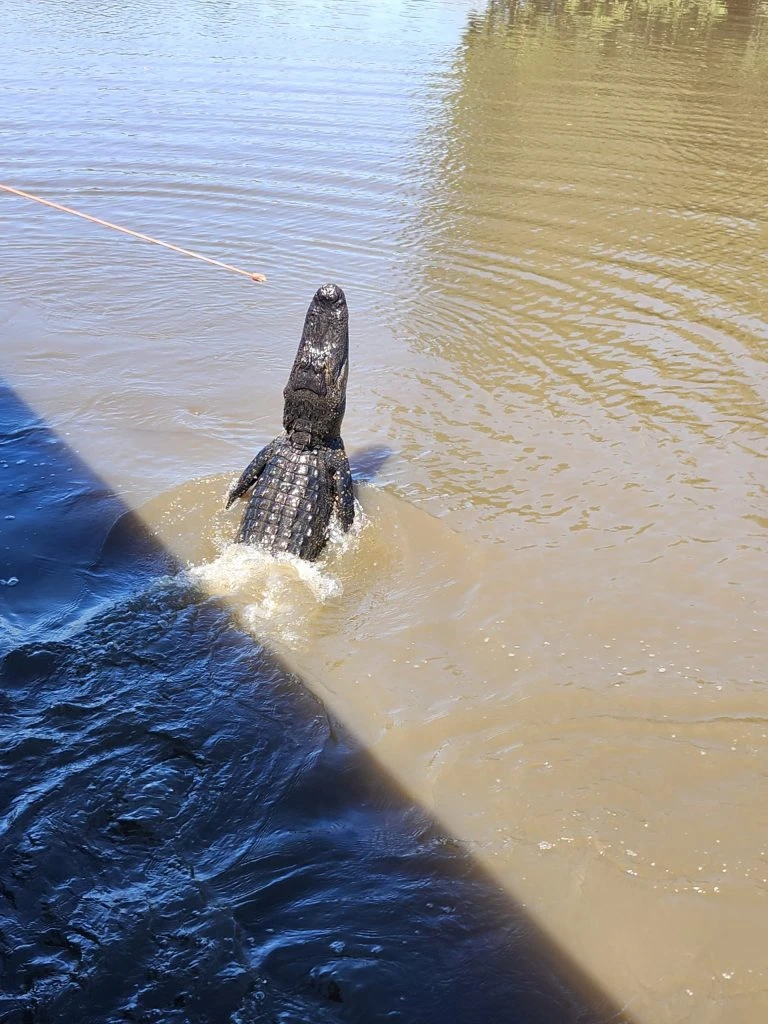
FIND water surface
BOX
[2,0,768,1021]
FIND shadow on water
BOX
[0,379,633,1024]
[348,446,395,484]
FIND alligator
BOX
[225,283,354,561]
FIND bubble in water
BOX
[1,577,19,587]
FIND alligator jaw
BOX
[282,283,349,446]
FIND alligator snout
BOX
[315,283,345,306]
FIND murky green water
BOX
[2,1,767,1021]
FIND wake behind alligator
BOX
[226,283,354,560]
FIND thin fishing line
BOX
[0,183,267,283]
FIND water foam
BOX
[186,501,366,645]
[191,541,340,597]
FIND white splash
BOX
[187,498,366,647]
[328,500,365,556]
[189,542,342,603]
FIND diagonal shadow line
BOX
[0,378,636,1024]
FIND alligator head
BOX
[283,283,349,446]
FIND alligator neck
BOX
[288,418,328,451]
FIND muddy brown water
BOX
[2,0,767,1021]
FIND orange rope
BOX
[0,183,266,283]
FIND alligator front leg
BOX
[329,449,354,531]
[225,441,276,509]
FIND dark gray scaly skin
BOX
[226,283,354,561]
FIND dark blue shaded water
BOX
[0,382,621,1022]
